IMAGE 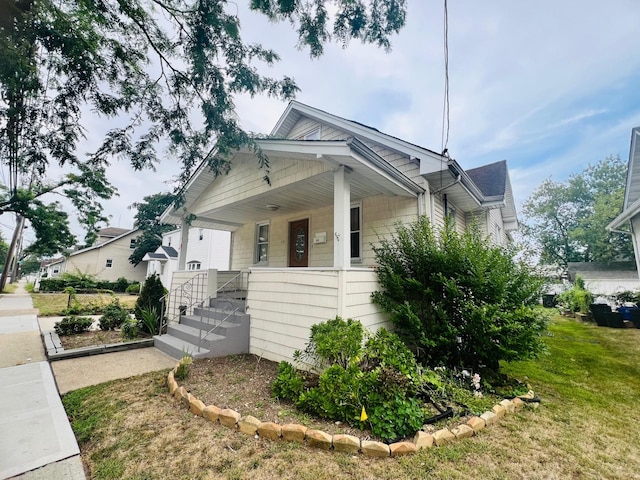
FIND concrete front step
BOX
[180,315,244,335]
[208,297,246,310]
[167,322,226,347]
[153,333,210,359]
[197,303,247,319]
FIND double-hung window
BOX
[105,259,113,268]
[256,223,269,263]
[350,203,362,261]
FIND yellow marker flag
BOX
[360,406,368,422]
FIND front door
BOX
[289,218,309,267]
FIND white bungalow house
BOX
[608,126,640,276]
[143,227,231,288]
[64,228,147,283]
[155,101,518,362]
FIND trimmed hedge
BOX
[39,278,135,293]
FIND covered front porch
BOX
[157,138,425,361]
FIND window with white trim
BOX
[350,203,362,261]
[298,126,321,140]
[129,238,137,249]
[256,223,269,263]
[105,259,113,268]
[187,261,201,271]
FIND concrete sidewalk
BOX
[0,281,176,479]
[0,282,85,479]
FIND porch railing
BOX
[159,272,208,334]
[159,270,249,347]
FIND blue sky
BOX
[4,0,640,245]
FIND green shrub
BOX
[271,361,305,401]
[135,274,165,323]
[121,318,141,340]
[371,216,548,374]
[54,316,94,336]
[558,276,593,313]
[126,283,141,295]
[294,316,364,370]
[138,306,159,335]
[98,301,130,330]
[274,318,426,442]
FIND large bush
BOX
[135,274,165,326]
[371,217,547,374]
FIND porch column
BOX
[178,219,189,270]
[333,166,351,268]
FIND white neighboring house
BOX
[39,257,65,278]
[64,228,147,283]
[143,227,231,288]
[608,126,640,276]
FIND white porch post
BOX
[333,166,351,268]
[178,219,189,270]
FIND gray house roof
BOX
[567,262,638,281]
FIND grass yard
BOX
[62,314,640,479]
[31,292,138,316]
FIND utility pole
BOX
[0,214,25,292]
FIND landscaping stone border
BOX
[167,356,540,458]
[42,328,154,361]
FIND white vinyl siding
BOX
[230,195,418,269]
[247,268,390,364]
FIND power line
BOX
[440,0,450,155]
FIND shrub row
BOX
[40,276,136,293]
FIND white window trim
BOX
[350,202,362,263]
[255,222,270,265]
[298,126,321,140]
[129,238,137,249]
[187,261,201,271]
[105,259,113,268]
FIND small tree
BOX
[371,217,547,374]
[135,274,165,332]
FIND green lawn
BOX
[62,314,640,479]
[31,292,138,316]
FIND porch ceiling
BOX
[164,139,423,231]
[187,159,409,231]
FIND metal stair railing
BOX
[159,272,208,335]
[196,271,248,352]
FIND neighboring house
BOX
[64,228,146,283]
[608,127,640,275]
[158,101,519,363]
[39,257,65,278]
[567,262,640,296]
[143,227,231,287]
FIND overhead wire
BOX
[440,0,450,157]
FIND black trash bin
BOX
[542,294,557,308]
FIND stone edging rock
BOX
[167,357,539,458]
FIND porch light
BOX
[265,204,280,211]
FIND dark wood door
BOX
[289,218,309,267]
